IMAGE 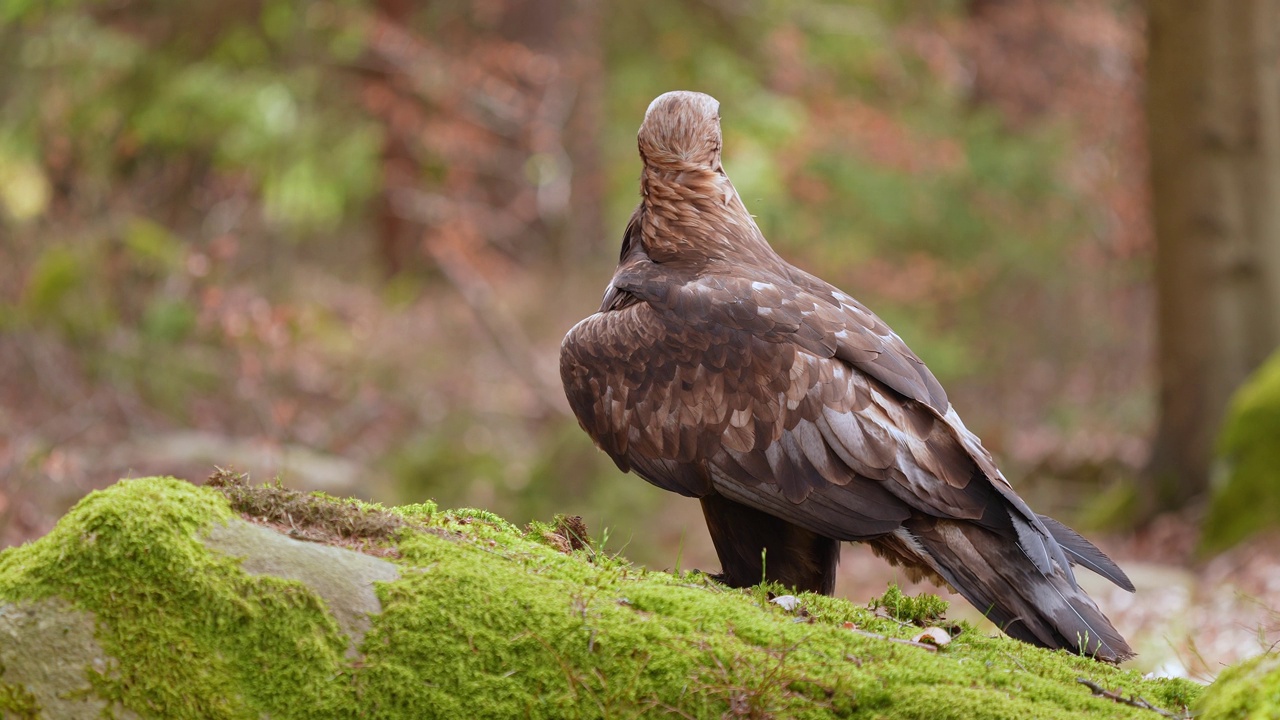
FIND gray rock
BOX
[0,598,130,720]
[202,519,399,656]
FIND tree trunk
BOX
[1144,0,1280,515]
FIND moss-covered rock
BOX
[0,475,1203,719]
[1195,652,1280,719]
[1203,350,1280,554]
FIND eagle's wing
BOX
[564,268,1084,580]
[657,270,951,414]
[560,295,911,537]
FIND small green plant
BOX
[868,583,949,625]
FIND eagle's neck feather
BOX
[638,166,779,268]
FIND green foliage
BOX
[22,246,88,322]
[0,0,390,433]
[1,0,381,234]
[122,217,184,276]
[10,224,224,417]
[21,242,117,341]
[140,298,197,343]
[0,477,1205,719]
[0,135,50,222]
[1202,350,1280,554]
[869,584,950,625]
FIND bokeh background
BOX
[2,0,1278,680]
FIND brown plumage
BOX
[559,91,1135,662]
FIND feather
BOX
[1038,514,1136,592]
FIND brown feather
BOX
[559,90,1132,662]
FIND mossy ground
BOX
[0,475,1205,719]
[1203,349,1280,554]
[1195,651,1280,718]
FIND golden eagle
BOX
[560,91,1134,662]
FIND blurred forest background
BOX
[3,0,1279,678]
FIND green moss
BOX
[0,477,354,719]
[868,584,949,625]
[1196,652,1280,718]
[439,506,519,532]
[389,500,438,522]
[0,669,40,719]
[1203,350,1280,554]
[0,476,1205,719]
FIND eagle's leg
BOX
[699,494,840,595]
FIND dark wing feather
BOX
[788,266,950,412]
[667,270,949,413]
[700,344,1076,587]
[889,519,1134,662]
[1037,515,1136,592]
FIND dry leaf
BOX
[910,627,952,647]
[771,595,800,611]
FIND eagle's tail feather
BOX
[889,519,1134,663]
[1037,514,1136,592]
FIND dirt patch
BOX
[525,513,591,554]
[205,468,408,557]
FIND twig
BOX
[1076,678,1190,719]
[873,608,917,628]
[849,629,937,652]
[1002,651,1029,673]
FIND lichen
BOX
[0,476,1207,719]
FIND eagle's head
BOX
[637,91,723,172]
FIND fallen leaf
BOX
[771,594,800,611]
[910,627,952,647]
